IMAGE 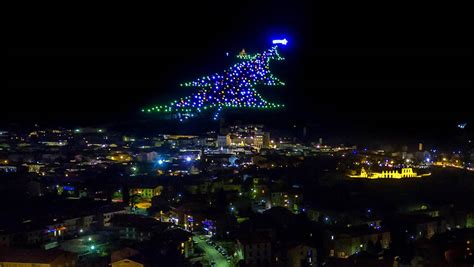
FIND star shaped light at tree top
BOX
[143,43,286,121]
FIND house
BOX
[96,204,128,228]
[156,228,194,258]
[270,190,303,214]
[385,213,446,249]
[285,244,317,267]
[62,215,94,236]
[325,225,391,259]
[111,214,171,241]
[0,248,76,267]
[111,247,144,267]
[129,185,163,202]
[237,207,320,267]
[111,257,144,267]
[238,232,273,267]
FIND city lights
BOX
[4,3,472,266]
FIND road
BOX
[193,236,231,267]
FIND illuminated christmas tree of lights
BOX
[142,40,287,121]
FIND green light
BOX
[142,45,286,120]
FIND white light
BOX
[272,38,288,45]
[186,156,192,162]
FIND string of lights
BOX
[142,44,286,121]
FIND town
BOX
[1,124,472,266]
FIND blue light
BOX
[186,156,192,162]
[272,38,288,45]
[158,159,164,165]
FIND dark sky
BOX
[6,1,472,145]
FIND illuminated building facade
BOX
[348,167,431,179]
[129,185,163,202]
[217,134,231,147]
[218,124,271,150]
[108,153,132,162]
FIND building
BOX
[111,214,171,241]
[348,167,430,179]
[62,215,94,236]
[159,228,194,258]
[239,232,273,266]
[0,166,16,173]
[111,247,144,267]
[285,244,317,267]
[270,191,303,214]
[111,258,144,267]
[129,184,163,202]
[217,134,231,147]
[0,248,76,267]
[385,214,446,250]
[96,204,129,228]
[325,226,391,259]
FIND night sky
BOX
[6,1,472,145]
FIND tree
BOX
[143,45,287,120]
